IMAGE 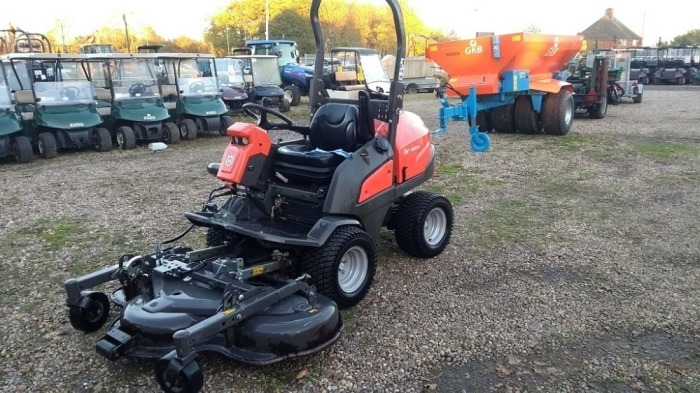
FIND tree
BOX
[672,29,700,46]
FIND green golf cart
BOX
[87,53,179,149]
[3,53,111,158]
[0,57,33,163]
[153,53,232,140]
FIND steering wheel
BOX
[128,82,148,95]
[189,82,205,93]
[59,86,81,99]
[242,103,294,130]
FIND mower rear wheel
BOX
[163,122,180,144]
[219,115,234,136]
[93,128,113,152]
[37,132,58,159]
[588,96,608,119]
[283,84,302,106]
[491,104,515,133]
[155,353,203,393]
[279,98,291,113]
[12,136,33,163]
[514,95,541,134]
[301,226,376,309]
[395,191,454,258]
[115,126,136,150]
[180,119,197,140]
[69,292,110,333]
[542,90,574,136]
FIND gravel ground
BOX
[1,86,699,393]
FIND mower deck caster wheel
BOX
[69,291,110,333]
[155,352,204,393]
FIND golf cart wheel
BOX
[68,291,110,333]
[219,115,234,136]
[12,136,33,163]
[676,77,685,85]
[115,126,136,150]
[163,122,180,144]
[490,104,515,133]
[301,226,377,309]
[37,132,58,159]
[205,227,238,247]
[394,191,454,258]
[633,93,643,104]
[155,353,204,393]
[406,83,419,94]
[283,84,302,106]
[194,117,207,137]
[93,128,113,152]
[588,96,608,119]
[180,119,197,140]
[279,98,291,113]
[542,90,574,136]
[514,95,541,134]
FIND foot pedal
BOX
[96,326,133,361]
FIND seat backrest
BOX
[14,90,35,104]
[94,87,112,101]
[160,84,178,97]
[309,103,359,152]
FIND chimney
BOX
[605,8,614,19]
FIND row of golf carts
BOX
[0,48,294,164]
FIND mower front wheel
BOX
[180,119,197,140]
[301,226,376,309]
[115,126,136,150]
[395,191,454,258]
[279,98,291,113]
[155,352,204,393]
[68,291,110,333]
[219,115,234,136]
[163,122,180,144]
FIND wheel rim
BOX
[564,99,574,125]
[37,139,45,155]
[179,124,187,138]
[163,368,184,393]
[85,300,104,323]
[337,245,368,294]
[92,132,100,149]
[284,89,293,102]
[116,132,125,147]
[424,207,447,246]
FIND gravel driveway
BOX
[1,86,699,393]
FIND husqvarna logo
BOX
[465,40,483,55]
[545,37,560,57]
[225,154,235,167]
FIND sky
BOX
[1,0,698,46]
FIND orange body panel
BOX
[426,32,583,96]
[216,122,272,184]
[358,160,394,203]
[374,111,432,184]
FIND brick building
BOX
[579,8,642,50]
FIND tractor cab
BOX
[322,47,391,99]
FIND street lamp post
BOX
[226,26,230,55]
[265,0,269,40]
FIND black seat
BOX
[274,103,359,183]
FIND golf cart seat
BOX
[273,103,359,183]
[14,90,35,120]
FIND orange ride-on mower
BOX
[62,1,483,392]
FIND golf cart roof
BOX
[331,47,381,56]
[4,52,88,61]
[245,40,297,45]
[154,53,214,59]
[84,53,160,60]
[658,45,698,50]
[627,46,656,50]
[225,55,279,60]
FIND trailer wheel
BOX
[633,93,643,104]
[542,90,574,136]
[406,84,419,94]
[115,126,136,150]
[180,119,197,140]
[37,132,58,158]
[514,95,541,134]
[588,96,607,119]
[163,122,180,144]
[301,226,376,309]
[490,104,515,133]
[219,116,235,136]
[394,191,453,258]
[12,136,33,163]
[283,84,302,106]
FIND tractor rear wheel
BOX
[490,104,515,133]
[588,96,608,119]
[12,136,33,163]
[219,115,234,136]
[283,84,302,106]
[115,126,136,149]
[37,132,58,158]
[542,90,574,136]
[180,119,197,140]
[301,226,376,309]
[162,122,180,144]
[394,191,453,258]
[514,95,541,134]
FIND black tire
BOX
[180,119,197,140]
[633,93,643,104]
[490,104,515,133]
[406,84,419,94]
[155,354,203,393]
[12,136,33,163]
[475,110,492,132]
[163,122,180,144]
[93,127,112,152]
[642,77,650,85]
[37,132,58,159]
[676,77,685,85]
[301,226,377,309]
[514,95,541,134]
[278,98,291,113]
[115,126,136,149]
[588,95,608,119]
[219,115,234,136]
[68,292,110,333]
[194,117,207,137]
[394,191,454,258]
[205,227,238,247]
[542,90,574,136]
[283,84,302,106]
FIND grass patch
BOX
[472,200,537,247]
[446,193,463,206]
[437,163,463,176]
[631,140,698,160]
[13,218,87,251]
[3,196,21,206]
[424,184,445,194]
[342,307,359,333]
[579,171,598,180]
[484,179,508,187]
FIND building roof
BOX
[579,8,641,41]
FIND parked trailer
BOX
[381,55,440,93]
[426,33,583,147]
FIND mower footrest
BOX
[96,325,133,361]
